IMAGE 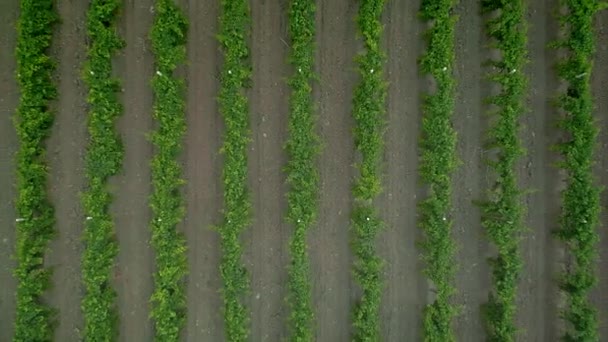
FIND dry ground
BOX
[1,0,607,341]
[0,1,19,341]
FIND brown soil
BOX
[179,0,226,340]
[246,1,291,341]
[0,1,20,340]
[310,0,358,340]
[45,0,90,340]
[377,0,426,340]
[2,0,608,341]
[592,8,608,340]
[517,0,563,340]
[111,1,156,341]
[451,1,491,339]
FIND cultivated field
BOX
[1,0,608,341]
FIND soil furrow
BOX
[592,7,608,340]
[45,0,89,339]
[111,1,155,340]
[517,0,562,340]
[246,1,290,340]
[310,0,357,340]
[378,0,426,340]
[452,0,490,340]
[180,0,225,340]
[0,1,20,339]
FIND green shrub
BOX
[285,0,318,340]
[13,1,58,340]
[418,0,458,341]
[479,1,528,341]
[81,0,124,340]
[552,1,607,340]
[351,0,387,340]
[217,0,252,340]
[149,0,189,340]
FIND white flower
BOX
[156,70,162,76]
[442,67,447,71]
[370,69,374,73]
[228,70,232,74]
[86,216,92,220]
[366,217,370,221]
[90,71,94,75]
[15,218,25,222]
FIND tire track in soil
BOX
[517,0,562,340]
[179,0,224,340]
[111,1,155,340]
[452,0,491,340]
[592,8,608,340]
[245,2,290,340]
[311,0,357,340]
[0,1,19,339]
[45,0,89,340]
[378,0,426,340]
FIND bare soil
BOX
[451,1,492,340]
[111,1,156,341]
[378,0,426,340]
[179,0,225,340]
[310,0,358,340]
[517,0,563,340]
[592,8,608,340]
[246,1,291,341]
[45,0,90,340]
[0,1,20,340]
[2,0,608,341]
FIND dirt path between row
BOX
[517,0,562,340]
[179,0,225,340]
[0,1,20,340]
[310,0,358,340]
[377,0,426,340]
[592,8,608,340]
[452,0,491,339]
[45,1,90,340]
[111,1,156,341]
[245,1,291,341]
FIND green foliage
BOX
[418,1,458,341]
[480,1,528,341]
[13,1,58,340]
[81,0,124,340]
[149,0,188,340]
[553,1,604,341]
[285,0,318,341]
[217,0,252,340]
[351,0,387,340]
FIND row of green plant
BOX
[149,0,189,340]
[81,0,124,340]
[350,0,387,340]
[13,1,58,340]
[418,0,458,341]
[285,0,318,341]
[217,0,252,340]
[479,1,528,341]
[553,1,607,340]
